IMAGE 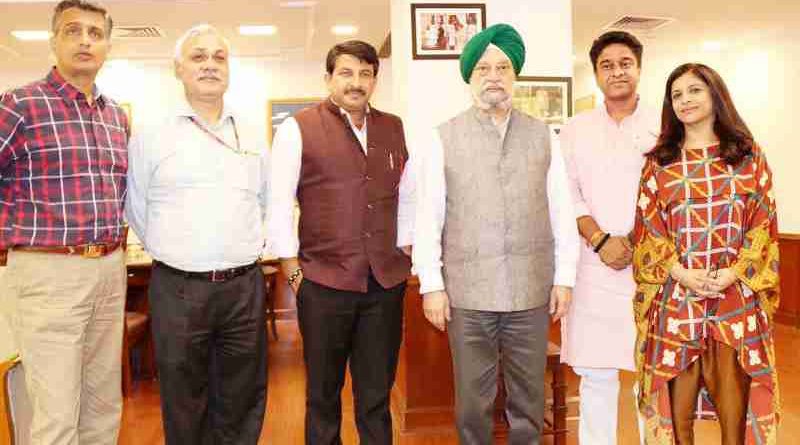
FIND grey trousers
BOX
[448,305,550,445]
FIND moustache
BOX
[345,87,367,96]
[481,82,506,92]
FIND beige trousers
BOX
[4,249,126,445]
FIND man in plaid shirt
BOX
[0,1,129,443]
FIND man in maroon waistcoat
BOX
[268,40,414,445]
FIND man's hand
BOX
[423,290,451,332]
[400,245,412,257]
[288,270,304,294]
[598,236,633,270]
[549,285,572,322]
[279,258,303,295]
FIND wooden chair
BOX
[494,341,568,444]
[121,226,155,397]
[544,342,568,444]
[1,355,32,445]
[121,311,151,397]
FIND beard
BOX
[472,81,512,111]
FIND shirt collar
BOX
[326,97,370,133]
[46,67,106,107]
[175,94,236,127]
[329,97,370,118]
[600,94,642,123]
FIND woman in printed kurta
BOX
[633,63,779,444]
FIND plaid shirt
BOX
[0,68,129,249]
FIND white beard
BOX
[472,87,512,112]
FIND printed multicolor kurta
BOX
[632,143,780,444]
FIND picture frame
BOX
[512,76,572,125]
[267,97,325,144]
[411,3,486,60]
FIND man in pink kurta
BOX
[560,31,659,445]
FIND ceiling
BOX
[1,0,798,69]
[571,0,800,66]
[0,0,391,67]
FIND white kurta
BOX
[560,103,660,370]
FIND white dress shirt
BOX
[413,113,580,295]
[267,105,415,258]
[126,98,270,271]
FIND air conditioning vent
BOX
[603,15,674,32]
[112,26,164,39]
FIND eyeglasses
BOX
[472,63,513,78]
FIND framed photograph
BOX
[267,97,324,144]
[512,76,572,125]
[411,3,486,60]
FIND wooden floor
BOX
[119,320,800,444]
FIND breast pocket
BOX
[229,153,262,194]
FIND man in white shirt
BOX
[268,40,414,444]
[126,25,269,445]
[413,24,579,444]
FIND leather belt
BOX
[11,242,122,258]
[154,260,257,283]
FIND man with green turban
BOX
[413,23,579,444]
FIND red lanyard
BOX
[188,116,241,154]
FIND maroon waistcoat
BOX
[293,99,411,292]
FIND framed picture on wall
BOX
[411,3,486,60]
[267,97,325,144]
[512,76,572,125]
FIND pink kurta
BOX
[560,103,659,370]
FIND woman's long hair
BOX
[648,63,754,166]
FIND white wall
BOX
[390,0,573,140]
[573,32,800,233]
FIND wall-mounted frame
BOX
[267,97,325,144]
[512,76,572,125]
[411,3,486,60]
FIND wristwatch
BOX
[287,268,303,286]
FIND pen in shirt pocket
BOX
[389,152,394,170]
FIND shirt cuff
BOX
[417,266,445,294]
[553,266,576,288]
[573,202,591,219]
[268,238,299,259]
[396,229,413,248]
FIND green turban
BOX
[459,23,525,83]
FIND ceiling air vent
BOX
[112,26,164,39]
[603,15,674,32]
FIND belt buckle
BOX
[84,244,104,258]
[211,270,225,282]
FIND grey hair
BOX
[173,24,231,62]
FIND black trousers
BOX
[297,274,405,445]
[149,263,268,445]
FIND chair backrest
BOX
[1,357,31,445]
